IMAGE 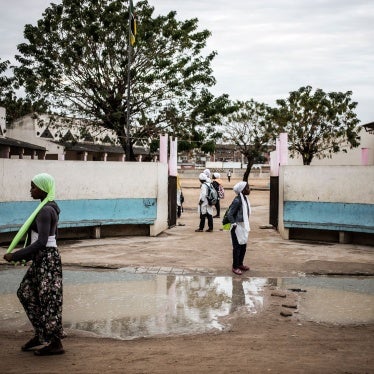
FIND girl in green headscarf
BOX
[3,173,64,356]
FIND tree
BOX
[14,0,231,160]
[271,86,361,165]
[223,100,274,182]
[0,59,47,125]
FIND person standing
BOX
[227,181,251,275]
[195,173,213,232]
[227,169,232,182]
[212,172,223,218]
[176,173,183,219]
[3,173,65,355]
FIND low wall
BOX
[0,159,169,240]
[278,165,374,243]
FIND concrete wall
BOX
[278,165,374,242]
[0,159,168,238]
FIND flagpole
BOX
[125,2,133,161]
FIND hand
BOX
[3,253,13,262]
[232,223,237,229]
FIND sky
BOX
[1,0,373,124]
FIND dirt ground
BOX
[1,177,373,373]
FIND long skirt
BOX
[17,246,63,342]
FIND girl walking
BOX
[3,173,64,355]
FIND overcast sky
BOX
[1,0,373,123]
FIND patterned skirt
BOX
[17,246,63,342]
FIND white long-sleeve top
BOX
[199,182,213,215]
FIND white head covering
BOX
[203,169,211,178]
[213,172,220,179]
[233,181,247,195]
[199,173,208,181]
[233,181,250,231]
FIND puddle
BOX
[0,269,269,340]
[280,276,374,324]
[0,269,373,340]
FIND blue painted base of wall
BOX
[0,198,157,233]
[284,201,374,234]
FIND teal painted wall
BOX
[0,198,157,233]
[284,201,374,233]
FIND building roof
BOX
[60,142,148,155]
[363,122,374,134]
[0,137,46,151]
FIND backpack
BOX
[204,183,218,206]
[218,184,225,199]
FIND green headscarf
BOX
[7,173,56,254]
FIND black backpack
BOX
[204,183,218,206]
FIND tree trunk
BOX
[118,130,136,161]
[302,153,313,165]
[243,161,253,182]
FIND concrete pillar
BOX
[339,231,351,244]
[160,134,168,164]
[270,150,279,177]
[361,148,369,165]
[279,133,288,165]
[169,137,177,176]
[91,226,101,239]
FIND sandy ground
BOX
[1,177,373,373]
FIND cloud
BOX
[1,0,373,122]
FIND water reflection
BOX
[0,269,372,339]
[0,269,268,339]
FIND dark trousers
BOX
[214,199,221,217]
[230,228,247,268]
[199,212,213,230]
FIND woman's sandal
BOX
[21,336,43,351]
[34,339,65,356]
[232,268,243,275]
[239,265,250,271]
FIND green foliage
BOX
[271,86,361,165]
[223,99,274,181]
[14,0,232,160]
[0,59,47,124]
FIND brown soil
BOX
[1,177,373,373]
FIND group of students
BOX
[196,169,251,276]
[195,169,223,232]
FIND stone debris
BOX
[282,302,298,309]
[280,308,293,317]
[271,290,287,298]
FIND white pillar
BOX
[160,134,168,164]
[169,137,178,176]
[361,148,369,165]
[279,133,288,165]
[270,150,279,176]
